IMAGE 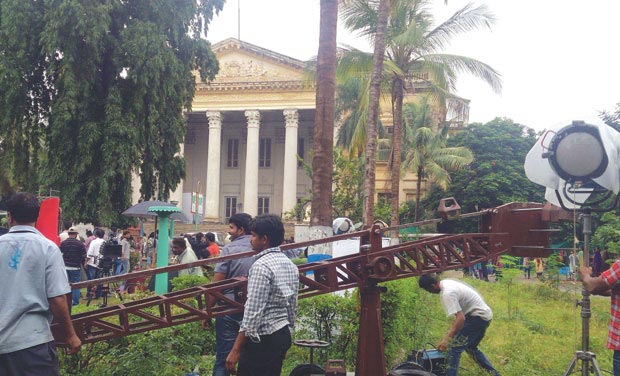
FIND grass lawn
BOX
[67,273,614,375]
[422,275,613,375]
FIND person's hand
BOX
[226,348,240,374]
[437,337,450,352]
[578,266,591,280]
[65,334,82,354]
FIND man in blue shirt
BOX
[212,213,255,376]
[0,192,81,375]
[226,214,299,376]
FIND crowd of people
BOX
[6,191,620,376]
[0,192,300,375]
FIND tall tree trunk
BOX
[390,77,404,226]
[311,0,337,230]
[415,166,423,222]
[363,0,391,226]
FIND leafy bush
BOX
[170,274,209,291]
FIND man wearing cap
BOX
[60,227,87,306]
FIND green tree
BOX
[342,0,501,227]
[0,1,50,193]
[401,100,473,221]
[332,149,365,222]
[601,101,620,132]
[592,211,620,259]
[420,118,545,232]
[0,0,222,226]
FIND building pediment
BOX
[199,38,312,89]
[193,38,316,110]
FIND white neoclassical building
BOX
[131,38,470,223]
[132,38,316,222]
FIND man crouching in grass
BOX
[226,214,299,375]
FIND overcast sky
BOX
[206,0,620,132]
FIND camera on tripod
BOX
[96,243,122,274]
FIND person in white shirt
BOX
[419,274,500,376]
[85,228,106,299]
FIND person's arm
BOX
[226,331,247,374]
[579,266,611,295]
[48,295,81,354]
[438,311,465,351]
[80,243,87,267]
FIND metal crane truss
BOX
[56,231,506,346]
[296,232,509,299]
[55,201,561,348]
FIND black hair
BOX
[94,228,105,238]
[205,232,215,242]
[6,192,40,224]
[63,221,72,230]
[229,213,252,234]
[172,237,186,249]
[250,214,285,248]
[418,274,439,290]
[86,230,93,237]
[195,232,205,240]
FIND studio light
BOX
[544,121,608,182]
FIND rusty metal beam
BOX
[55,231,509,346]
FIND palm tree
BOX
[402,100,473,221]
[311,0,338,230]
[362,0,390,225]
[342,0,501,227]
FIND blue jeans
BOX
[115,259,130,275]
[86,265,102,298]
[213,313,243,376]
[613,350,620,376]
[66,269,82,305]
[446,315,500,376]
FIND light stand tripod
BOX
[563,210,603,376]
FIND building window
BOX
[259,138,271,167]
[227,139,239,168]
[377,192,392,204]
[258,197,270,215]
[225,197,237,219]
[297,138,305,167]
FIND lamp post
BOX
[148,205,181,295]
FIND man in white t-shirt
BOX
[419,274,500,376]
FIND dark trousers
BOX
[213,313,243,376]
[614,350,620,376]
[0,341,59,376]
[446,315,500,376]
[237,326,292,376]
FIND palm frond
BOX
[424,3,495,53]
[423,53,502,93]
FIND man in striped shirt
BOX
[226,214,299,375]
[580,260,620,376]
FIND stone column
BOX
[243,110,260,216]
[204,111,222,221]
[170,143,184,207]
[282,109,299,217]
